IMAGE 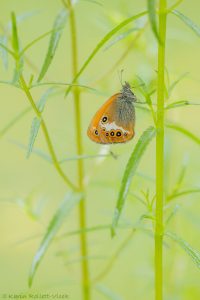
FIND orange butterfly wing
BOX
[87,93,135,144]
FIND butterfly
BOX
[87,81,136,144]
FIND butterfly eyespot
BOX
[124,132,127,136]
[110,131,115,137]
[94,129,98,135]
[116,131,122,137]
[106,132,109,136]
[102,116,108,123]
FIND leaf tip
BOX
[111,208,119,237]
[110,227,116,238]
[28,274,33,288]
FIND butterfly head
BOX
[120,81,136,103]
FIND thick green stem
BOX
[66,1,90,299]
[19,75,77,191]
[155,1,167,300]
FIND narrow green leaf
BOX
[0,86,56,141]
[60,224,112,239]
[174,159,187,188]
[65,255,107,266]
[96,284,123,300]
[167,188,200,201]
[11,12,20,54]
[27,88,56,158]
[0,107,31,139]
[27,117,41,159]
[0,35,8,69]
[11,12,25,83]
[37,10,68,82]
[111,126,156,236]
[7,10,39,31]
[12,139,115,165]
[166,123,200,145]
[165,205,180,225]
[16,10,39,23]
[165,100,190,110]
[29,192,82,287]
[30,81,100,95]
[135,76,151,105]
[0,85,63,142]
[147,0,160,42]
[135,171,155,182]
[167,156,188,199]
[37,87,55,112]
[28,74,34,87]
[59,153,114,163]
[172,10,200,38]
[134,76,156,124]
[12,55,24,84]
[10,140,51,163]
[65,11,147,96]
[104,27,139,51]
[21,28,65,56]
[167,0,184,12]
[166,231,200,269]
[0,41,15,58]
[80,0,103,6]
[0,80,20,88]
[59,223,146,240]
[93,230,136,284]
[168,72,189,97]
[167,101,200,110]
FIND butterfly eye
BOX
[102,116,108,123]
[94,129,98,135]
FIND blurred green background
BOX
[0,0,200,299]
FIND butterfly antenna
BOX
[117,69,124,87]
[135,100,147,104]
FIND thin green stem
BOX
[19,75,77,191]
[0,42,15,57]
[20,28,62,56]
[66,1,91,299]
[0,106,31,138]
[155,1,167,300]
[167,188,200,201]
[145,93,157,126]
[92,229,136,284]
[167,0,184,13]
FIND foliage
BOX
[0,1,200,300]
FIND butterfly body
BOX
[87,82,136,144]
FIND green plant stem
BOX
[167,0,184,13]
[92,229,136,284]
[19,75,77,191]
[66,1,90,299]
[155,1,167,300]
